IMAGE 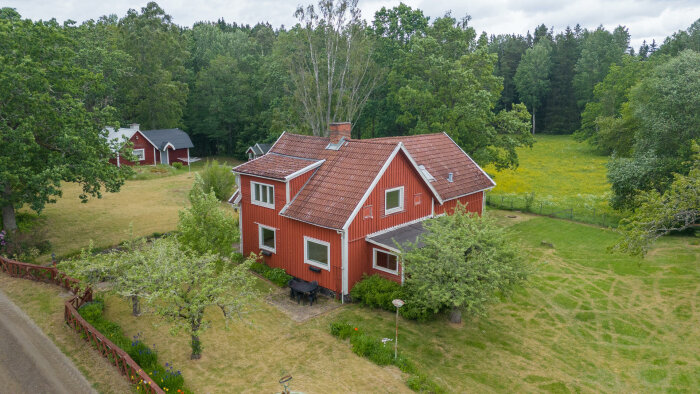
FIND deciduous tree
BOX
[514,42,552,133]
[400,205,528,323]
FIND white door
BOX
[161,149,169,165]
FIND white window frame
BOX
[373,248,400,275]
[384,186,404,215]
[304,236,330,271]
[258,224,276,253]
[250,181,275,209]
[133,148,145,161]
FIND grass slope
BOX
[485,135,619,225]
[327,211,700,392]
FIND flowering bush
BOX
[78,299,187,392]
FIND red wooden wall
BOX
[239,174,343,293]
[109,131,156,166]
[168,148,189,165]
[346,151,434,290]
[434,191,483,215]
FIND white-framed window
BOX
[251,181,275,209]
[373,248,399,275]
[133,149,145,161]
[384,186,404,215]
[258,224,276,253]
[304,236,330,271]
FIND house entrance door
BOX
[160,149,169,165]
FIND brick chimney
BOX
[329,122,351,142]
[130,123,140,131]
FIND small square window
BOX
[304,236,330,271]
[258,225,276,253]
[363,205,373,219]
[251,181,275,209]
[385,186,404,215]
[133,149,145,161]
[373,249,399,274]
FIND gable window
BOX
[251,181,275,209]
[304,236,330,271]
[373,249,399,275]
[258,224,276,253]
[384,186,404,215]
[363,205,373,219]
[133,149,145,161]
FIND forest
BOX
[1,1,699,214]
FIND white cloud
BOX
[4,0,699,49]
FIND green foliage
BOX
[350,275,433,321]
[250,258,293,287]
[515,41,552,133]
[328,320,444,392]
[613,144,700,256]
[197,160,237,201]
[177,173,238,257]
[0,12,133,232]
[78,299,186,392]
[401,206,529,319]
[172,162,184,169]
[608,50,700,209]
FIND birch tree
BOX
[291,0,381,136]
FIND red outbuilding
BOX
[231,123,495,300]
[107,124,194,167]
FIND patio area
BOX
[265,288,343,322]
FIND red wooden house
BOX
[107,124,194,167]
[230,123,495,300]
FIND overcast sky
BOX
[5,0,699,49]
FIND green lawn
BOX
[485,135,621,225]
[324,210,700,392]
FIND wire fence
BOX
[486,193,623,228]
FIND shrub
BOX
[351,275,402,310]
[249,261,293,287]
[406,373,445,393]
[172,162,184,169]
[78,298,186,392]
[329,321,355,340]
[350,275,436,321]
[350,333,394,365]
[198,160,236,201]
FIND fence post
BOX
[569,208,573,220]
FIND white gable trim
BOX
[341,143,403,230]
[398,145,444,205]
[133,130,158,151]
[365,239,401,254]
[341,143,444,231]
[283,159,325,181]
[162,142,176,151]
[267,131,285,153]
[441,132,496,188]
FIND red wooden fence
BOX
[0,255,165,394]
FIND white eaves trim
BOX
[134,130,159,152]
[365,238,401,254]
[443,186,495,202]
[284,159,325,181]
[365,215,432,239]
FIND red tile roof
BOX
[280,140,398,229]
[233,153,321,180]
[233,132,495,229]
[374,133,495,200]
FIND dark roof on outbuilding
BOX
[247,143,272,156]
[141,129,194,150]
[367,221,428,252]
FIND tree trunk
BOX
[532,106,536,135]
[449,307,462,324]
[190,334,201,360]
[131,295,140,316]
[2,184,17,233]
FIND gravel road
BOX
[0,289,96,394]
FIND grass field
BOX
[485,135,621,225]
[4,210,696,392]
[326,210,700,392]
[20,157,242,262]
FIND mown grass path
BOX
[326,211,700,392]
